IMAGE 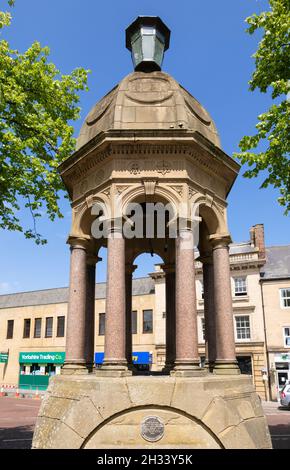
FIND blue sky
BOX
[1,0,289,294]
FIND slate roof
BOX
[260,245,290,280]
[0,277,155,309]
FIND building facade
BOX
[0,225,289,401]
[260,246,290,400]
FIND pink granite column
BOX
[202,256,216,371]
[125,264,137,369]
[211,237,240,374]
[98,225,130,376]
[63,238,88,374]
[163,264,176,372]
[85,254,101,371]
[172,226,203,376]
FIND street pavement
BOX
[262,400,290,449]
[0,396,40,449]
[0,396,289,449]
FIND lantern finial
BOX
[126,16,171,72]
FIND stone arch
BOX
[71,194,110,238]
[190,194,227,236]
[81,405,224,449]
[121,183,180,221]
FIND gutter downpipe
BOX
[260,279,272,401]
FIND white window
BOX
[200,281,204,300]
[283,327,290,347]
[235,315,251,340]
[280,289,290,308]
[234,277,247,296]
[201,317,205,342]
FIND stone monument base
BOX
[32,374,272,449]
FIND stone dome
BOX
[76,71,221,151]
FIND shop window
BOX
[57,316,65,337]
[23,319,31,338]
[280,289,290,308]
[132,310,137,334]
[6,320,14,339]
[45,364,56,376]
[30,364,41,375]
[34,318,42,338]
[237,356,252,374]
[283,327,290,347]
[45,317,53,338]
[235,315,251,340]
[234,277,247,296]
[143,309,153,334]
[99,313,105,335]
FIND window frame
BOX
[234,315,251,342]
[23,318,31,339]
[283,327,290,348]
[142,309,153,334]
[98,313,106,336]
[6,319,14,339]
[233,276,248,297]
[200,317,205,342]
[56,316,65,338]
[280,288,290,309]
[34,318,42,338]
[45,317,53,338]
[200,280,204,300]
[132,310,137,335]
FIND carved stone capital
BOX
[209,233,232,250]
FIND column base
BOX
[171,361,206,377]
[62,362,89,375]
[204,360,216,373]
[162,362,174,375]
[212,360,241,375]
[95,361,132,377]
[86,363,95,373]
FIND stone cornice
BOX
[59,130,240,197]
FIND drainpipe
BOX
[260,279,272,401]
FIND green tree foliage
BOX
[235,0,290,213]
[0,1,89,243]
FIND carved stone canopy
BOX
[58,70,240,246]
[76,71,221,151]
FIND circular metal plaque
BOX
[141,416,164,442]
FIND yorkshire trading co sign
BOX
[19,352,65,364]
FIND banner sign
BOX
[19,352,65,364]
[0,352,8,363]
[95,351,152,365]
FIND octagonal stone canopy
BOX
[76,71,221,151]
[59,70,240,246]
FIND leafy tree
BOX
[0,1,89,243]
[235,0,290,213]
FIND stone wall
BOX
[32,374,272,449]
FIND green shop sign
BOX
[19,352,65,364]
[0,352,8,363]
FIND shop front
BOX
[19,352,65,391]
[95,352,152,372]
[275,353,290,391]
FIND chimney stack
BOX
[250,224,265,259]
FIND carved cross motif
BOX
[156,160,171,175]
[128,162,141,175]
